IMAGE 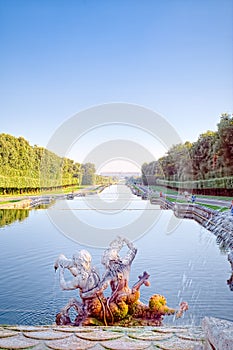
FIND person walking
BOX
[191,194,196,204]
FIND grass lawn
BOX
[150,185,232,201]
[0,199,21,205]
[164,195,229,212]
[195,203,228,212]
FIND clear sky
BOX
[1,0,232,171]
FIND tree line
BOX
[0,133,109,195]
[141,113,233,195]
[0,209,29,227]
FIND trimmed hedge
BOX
[156,176,233,190]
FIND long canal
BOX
[0,184,232,326]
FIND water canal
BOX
[0,184,232,326]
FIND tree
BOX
[190,131,217,180]
[141,161,163,185]
[216,113,233,176]
[81,163,96,185]
[0,133,84,194]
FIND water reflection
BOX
[227,273,233,291]
[0,201,55,228]
[0,209,29,227]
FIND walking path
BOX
[0,317,232,349]
[168,194,231,208]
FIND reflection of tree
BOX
[0,209,29,227]
[227,272,233,291]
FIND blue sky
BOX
[1,0,232,169]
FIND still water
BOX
[0,184,232,326]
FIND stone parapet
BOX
[0,323,207,350]
[1,317,232,349]
[202,317,233,350]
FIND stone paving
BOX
[0,324,205,349]
[0,317,232,349]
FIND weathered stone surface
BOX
[32,344,51,350]
[128,330,173,341]
[154,337,204,350]
[46,334,95,350]
[202,341,213,350]
[0,334,39,349]
[87,345,106,350]
[153,327,189,334]
[202,317,233,350]
[24,330,70,340]
[101,337,151,350]
[0,319,232,350]
[6,325,50,332]
[177,328,205,341]
[76,330,123,341]
[53,326,93,333]
[0,329,17,338]
[102,326,128,333]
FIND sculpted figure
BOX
[82,236,150,324]
[54,249,104,325]
[82,236,141,297]
[90,236,149,296]
[101,236,151,324]
[99,236,141,298]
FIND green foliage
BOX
[0,133,85,193]
[95,174,112,185]
[0,133,110,194]
[216,113,233,175]
[0,209,29,227]
[141,161,163,185]
[81,163,96,185]
[156,176,233,190]
[141,113,233,190]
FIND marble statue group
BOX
[54,236,188,326]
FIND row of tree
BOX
[0,209,29,227]
[141,113,233,194]
[0,134,109,194]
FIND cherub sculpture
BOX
[82,236,150,324]
[54,249,104,325]
[54,237,188,326]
